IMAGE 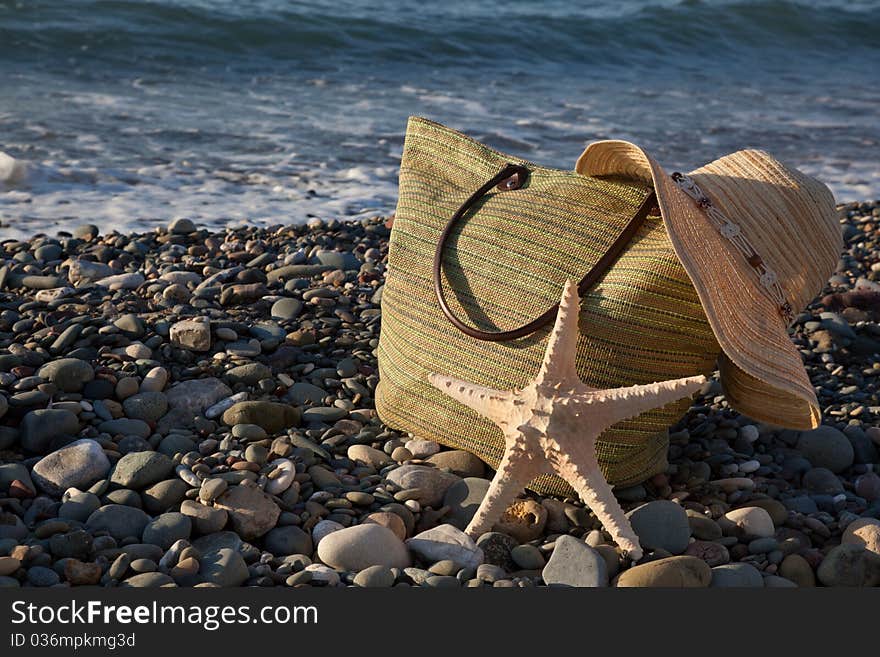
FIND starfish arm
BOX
[578,374,706,424]
[552,451,643,561]
[465,445,544,538]
[535,279,581,387]
[428,373,514,428]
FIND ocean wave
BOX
[0,0,877,71]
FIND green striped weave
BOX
[376,117,720,495]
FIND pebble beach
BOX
[1,199,879,589]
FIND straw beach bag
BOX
[375,117,721,494]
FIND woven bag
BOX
[376,117,721,495]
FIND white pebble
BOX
[739,460,761,474]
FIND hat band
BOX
[671,172,795,324]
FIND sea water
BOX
[1,0,878,238]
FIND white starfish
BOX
[428,279,706,560]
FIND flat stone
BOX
[353,564,395,588]
[142,479,189,514]
[426,450,485,478]
[318,524,410,571]
[287,382,328,405]
[385,465,461,508]
[271,298,303,320]
[710,563,765,587]
[221,401,300,433]
[32,439,110,496]
[86,505,151,541]
[542,535,608,587]
[98,418,151,439]
[347,444,391,469]
[111,451,174,490]
[225,363,272,386]
[407,524,483,570]
[616,556,712,587]
[626,500,691,554]
[37,358,94,392]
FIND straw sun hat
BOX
[576,141,843,430]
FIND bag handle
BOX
[433,162,658,342]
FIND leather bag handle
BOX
[433,162,658,342]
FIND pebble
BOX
[719,506,775,539]
[616,556,712,588]
[353,565,396,588]
[407,524,484,570]
[214,483,281,539]
[493,498,547,543]
[111,451,174,490]
[817,544,880,587]
[86,505,151,541]
[710,563,765,587]
[797,425,855,473]
[443,478,490,530]
[626,500,691,554]
[385,464,461,508]
[317,524,411,571]
[542,535,608,587]
[31,439,110,495]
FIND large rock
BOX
[385,465,461,508]
[111,451,174,490]
[406,524,483,569]
[616,556,712,587]
[542,535,608,587]
[31,439,110,496]
[214,483,280,540]
[86,505,151,541]
[20,409,80,453]
[158,378,232,433]
[317,524,410,571]
[221,401,300,434]
[797,426,855,473]
[37,358,94,392]
[626,500,691,555]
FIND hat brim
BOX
[576,141,820,429]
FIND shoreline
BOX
[0,200,879,588]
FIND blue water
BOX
[1,0,878,238]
